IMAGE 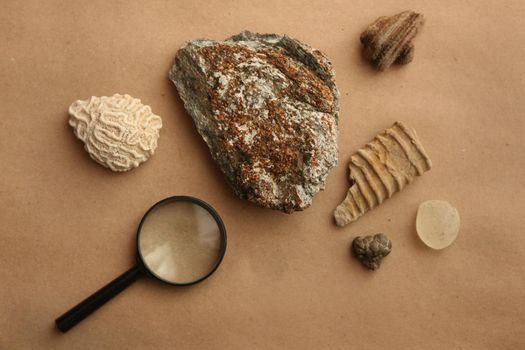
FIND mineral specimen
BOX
[68,94,162,172]
[360,11,425,70]
[334,121,432,226]
[169,31,339,213]
[352,233,392,270]
[416,200,460,249]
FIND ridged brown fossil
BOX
[334,121,432,226]
[360,11,425,70]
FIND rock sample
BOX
[69,94,162,172]
[352,233,392,270]
[334,121,432,226]
[416,200,460,249]
[169,31,339,213]
[360,11,425,70]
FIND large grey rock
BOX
[169,31,339,213]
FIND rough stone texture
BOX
[360,11,425,70]
[169,31,339,213]
[334,121,432,226]
[352,233,392,270]
[68,94,162,172]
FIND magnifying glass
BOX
[55,196,227,333]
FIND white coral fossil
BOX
[68,94,162,172]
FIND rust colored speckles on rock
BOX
[169,31,339,213]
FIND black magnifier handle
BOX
[56,265,142,333]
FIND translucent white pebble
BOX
[416,200,460,249]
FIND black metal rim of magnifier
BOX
[136,195,227,287]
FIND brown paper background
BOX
[1,0,524,349]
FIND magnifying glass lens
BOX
[138,200,223,284]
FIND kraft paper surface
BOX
[1,1,524,349]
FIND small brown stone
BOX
[352,234,392,270]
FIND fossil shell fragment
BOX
[416,200,460,249]
[334,121,432,226]
[68,94,162,172]
[360,11,425,70]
